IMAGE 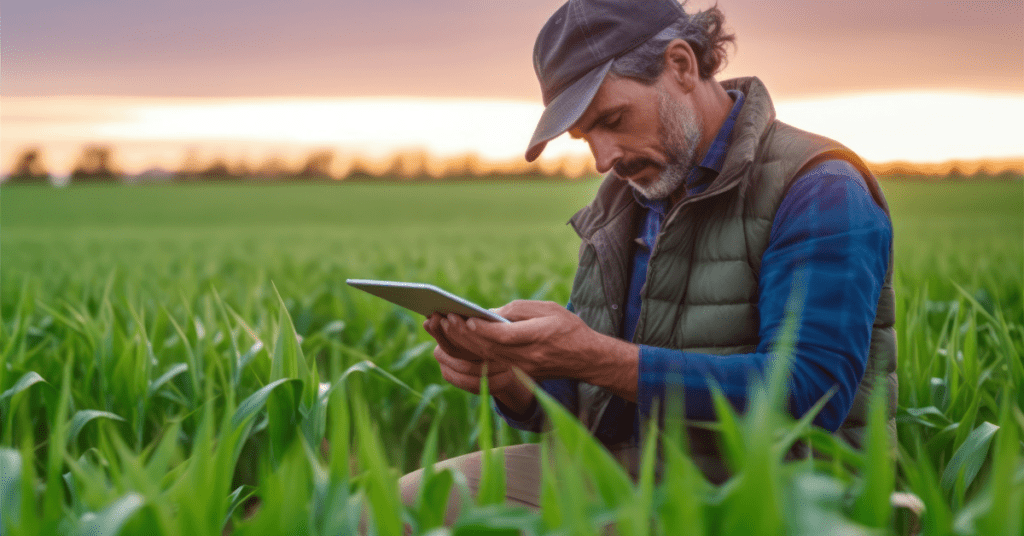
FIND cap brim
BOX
[525,59,613,162]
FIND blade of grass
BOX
[351,379,403,536]
[74,492,145,536]
[940,422,999,496]
[974,402,1023,536]
[327,376,351,483]
[66,410,126,448]
[0,448,23,533]
[43,357,73,527]
[270,282,317,407]
[851,378,894,529]
[476,364,505,506]
[416,413,454,532]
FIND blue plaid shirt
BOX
[497,90,892,440]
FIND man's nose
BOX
[588,134,622,174]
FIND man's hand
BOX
[423,313,537,416]
[423,300,640,405]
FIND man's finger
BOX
[496,299,564,321]
[434,347,486,376]
[496,300,545,321]
[465,315,546,347]
[438,363,481,394]
[426,313,486,362]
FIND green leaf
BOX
[42,359,74,527]
[270,283,312,395]
[657,434,706,536]
[76,493,144,536]
[352,381,403,536]
[400,384,447,448]
[144,420,183,486]
[416,412,450,531]
[789,473,875,536]
[223,484,256,528]
[707,382,744,473]
[616,408,659,536]
[902,435,953,536]
[327,377,351,483]
[231,378,301,429]
[452,502,536,534]
[265,379,302,466]
[0,449,23,531]
[418,469,454,531]
[163,308,201,401]
[526,371,633,511]
[0,372,53,401]
[146,363,188,398]
[476,366,505,506]
[852,379,894,528]
[390,341,434,371]
[940,421,999,494]
[974,403,1023,536]
[900,405,951,423]
[1,371,57,443]
[67,410,126,447]
[340,359,432,406]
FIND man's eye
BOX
[604,115,622,129]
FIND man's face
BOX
[568,74,703,200]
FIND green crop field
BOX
[1,178,1022,535]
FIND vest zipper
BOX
[636,181,739,342]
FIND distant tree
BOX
[70,145,121,183]
[517,159,548,180]
[296,150,334,180]
[996,169,1023,181]
[442,152,482,180]
[377,154,402,180]
[178,149,236,181]
[344,156,377,181]
[254,156,292,180]
[200,159,233,180]
[971,165,994,181]
[7,147,51,184]
[394,149,429,180]
[946,161,967,181]
[178,149,203,181]
[229,160,252,178]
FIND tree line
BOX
[6,145,1022,186]
[3,145,598,185]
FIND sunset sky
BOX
[3,0,1023,174]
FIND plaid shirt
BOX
[498,90,892,441]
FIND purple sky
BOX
[4,0,1022,100]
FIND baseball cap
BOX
[525,0,685,162]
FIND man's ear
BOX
[662,38,699,93]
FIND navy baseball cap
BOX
[526,0,685,162]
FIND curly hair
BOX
[610,2,736,83]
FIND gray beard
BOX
[630,90,702,201]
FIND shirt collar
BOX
[698,89,745,176]
[633,88,745,211]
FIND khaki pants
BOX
[400,440,923,534]
[398,439,728,525]
[399,443,545,526]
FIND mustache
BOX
[614,158,658,178]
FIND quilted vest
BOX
[567,76,897,452]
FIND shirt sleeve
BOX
[636,160,892,432]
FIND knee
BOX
[399,467,427,507]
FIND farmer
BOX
[406,0,895,520]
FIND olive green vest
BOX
[567,77,897,451]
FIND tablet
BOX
[346,279,510,323]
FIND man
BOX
[403,0,895,519]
